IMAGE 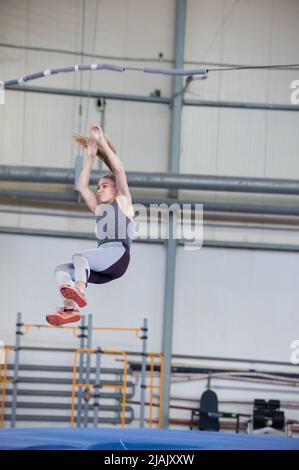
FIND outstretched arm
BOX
[76,137,98,213]
[90,123,131,200]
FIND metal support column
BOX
[161,213,177,428]
[160,0,185,428]
[169,0,187,198]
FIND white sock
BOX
[64,299,76,310]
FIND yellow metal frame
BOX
[0,346,15,428]
[23,323,78,336]
[91,327,142,340]
[71,348,128,428]
[22,324,143,339]
[145,353,164,428]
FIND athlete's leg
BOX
[77,242,126,272]
[55,257,90,294]
[82,242,130,285]
[54,263,77,309]
[57,256,89,308]
[55,262,75,287]
[72,253,90,293]
[47,263,81,325]
[59,243,126,307]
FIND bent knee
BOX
[72,253,88,263]
[55,263,68,274]
[72,253,90,271]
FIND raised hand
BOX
[86,136,97,158]
[89,122,104,141]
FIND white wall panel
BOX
[270,0,299,63]
[216,107,267,177]
[181,107,219,176]
[26,0,81,51]
[82,0,175,60]
[0,0,28,45]
[21,93,77,167]
[185,0,224,63]
[216,0,272,66]
[174,245,299,361]
[180,106,267,178]
[180,105,299,207]
[123,0,174,59]
[265,111,299,179]
[0,90,25,165]
[186,0,299,104]
[0,47,27,89]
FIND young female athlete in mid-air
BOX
[46,123,135,326]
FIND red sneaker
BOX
[59,284,87,308]
[46,308,81,326]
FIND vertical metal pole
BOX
[139,318,148,428]
[11,312,22,428]
[93,347,101,427]
[169,0,187,198]
[76,316,86,427]
[83,314,93,426]
[161,213,177,428]
[160,0,186,429]
[116,372,122,423]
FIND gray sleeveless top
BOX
[95,200,134,249]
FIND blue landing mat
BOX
[0,428,299,450]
